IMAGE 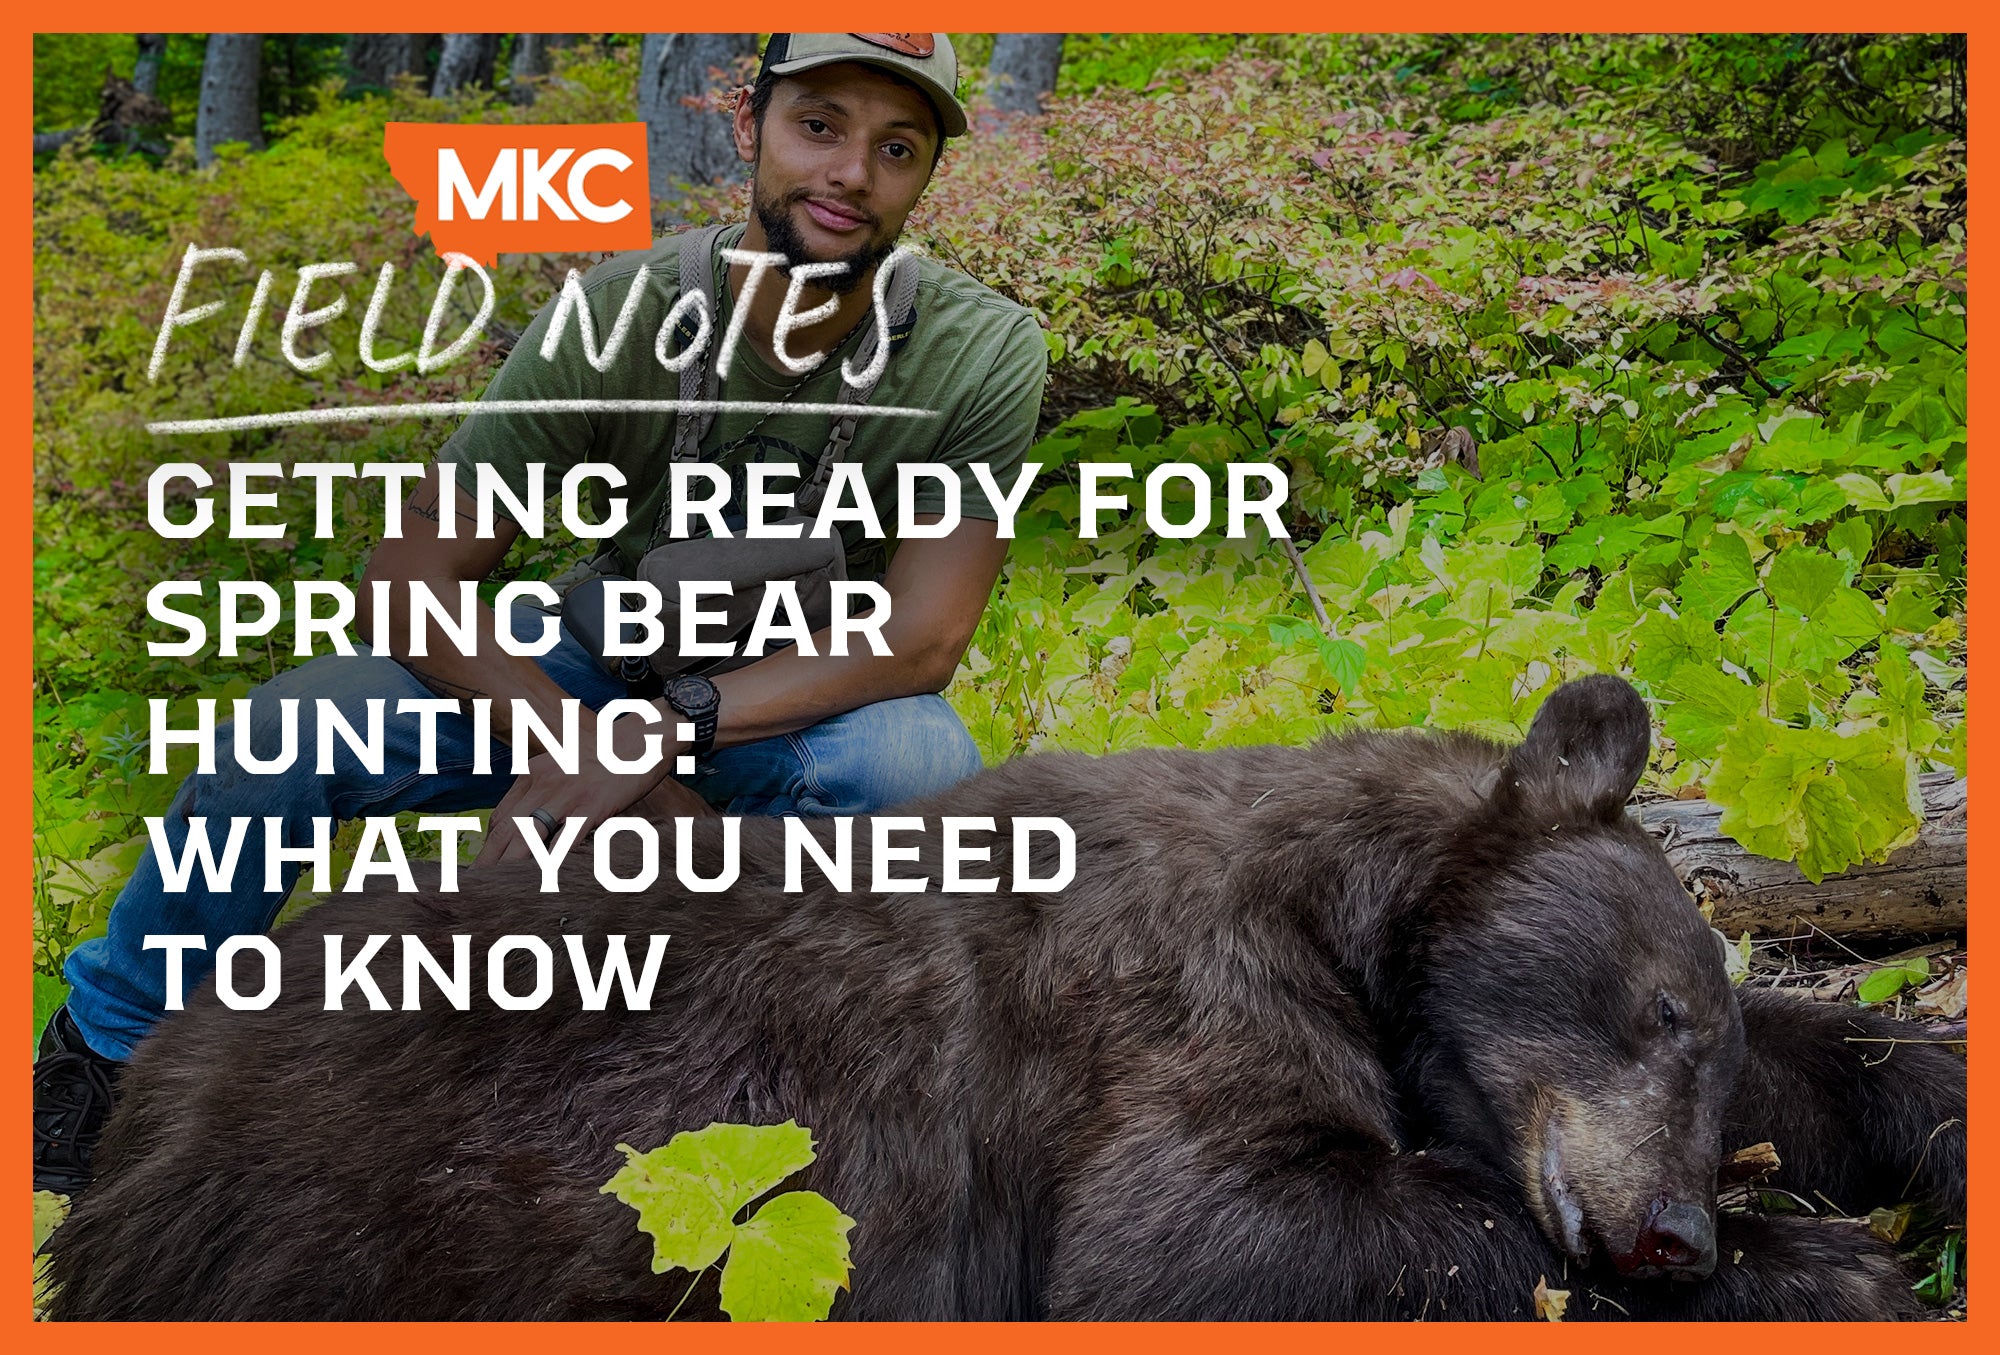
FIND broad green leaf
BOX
[1792,480,1850,525]
[1661,663,1758,761]
[718,1191,856,1322]
[1317,637,1367,691]
[1480,610,1586,664]
[1835,735,1924,859]
[604,1147,740,1274]
[602,1122,820,1274]
[1067,579,1133,629]
[1722,597,1814,680]
[1857,958,1928,1005]
[1762,548,1843,617]
[34,1191,69,1251]
[1835,473,1891,512]
[1429,654,1530,740]
[1792,587,1883,666]
[1883,585,1942,635]
[1549,518,1645,574]
[1825,517,1873,563]
[1885,470,1962,509]
[1303,537,1379,611]
[1857,643,1940,754]
[1709,719,1921,881]
[1796,773,1865,883]
[1631,609,1721,684]
[1677,530,1757,622]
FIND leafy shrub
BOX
[899,45,1964,885]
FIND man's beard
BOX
[752,181,899,297]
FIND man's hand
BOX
[704,520,1010,747]
[476,707,686,865]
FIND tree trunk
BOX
[432,34,500,97]
[1631,773,1966,940]
[133,34,166,96]
[344,34,434,94]
[987,34,1066,115]
[195,33,264,167]
[638,32,756,201]
[507,34,572,103]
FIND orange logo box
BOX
[382,122,655,266]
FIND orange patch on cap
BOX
[852,33,936,57]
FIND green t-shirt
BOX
[438,224,1047,578]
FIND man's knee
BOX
[799,695,984,814]
[202,650,430,796]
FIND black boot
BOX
[33,1006,121,1199]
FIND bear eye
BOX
[1657,994,1683,1033]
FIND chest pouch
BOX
[560,225,919,696]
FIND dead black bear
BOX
[47,675,1964,1319]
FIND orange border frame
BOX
[9,6,1985,1346]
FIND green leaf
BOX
[1762,547,1843,617]
[1859,643,1940,754]
[1677,530,1757,622]
[1317,636,1367,691]
[1709,718,1921,881]
[601,1121,819,1275]
[1549,517,1646,573]
[1883,585,1942,635]
[1857,957,1928,1005]
[719,1191,856,1322]
[603,1152,738,1274]
[1835,473,1891,512]
[1661,663,1758,761]
[1825,517,1873,563]
[1769,329,1834,360]
[1885,469,1962,509]
[34,1191,69,1251]
[1915,1231,1965,1304]
[1796,773,1865,882]
[1796,587,1884,665]
[1428,653,1529,740]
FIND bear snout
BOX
[1613,1197,1718,1280]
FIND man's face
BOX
[734,62,940,295]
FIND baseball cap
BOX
[759,33,968,138]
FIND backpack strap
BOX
[670,222,732,464]
[666,228,921,504]
[796,250,921,513]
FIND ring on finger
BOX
[529,807,560,839]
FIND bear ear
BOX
[1497,675,1651,823]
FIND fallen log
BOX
[1630,772,1966,941]
[34,128,83,155]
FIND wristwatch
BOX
[663,674,721,760]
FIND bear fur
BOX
[47,676,1965,1319]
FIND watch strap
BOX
[685,708,718,760]
[667,679,720,760]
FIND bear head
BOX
[1419,675,1746,1280]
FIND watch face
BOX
[669,676,718,714]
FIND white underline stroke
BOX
[145,399,940,436]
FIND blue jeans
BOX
[63,620,984,1059]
